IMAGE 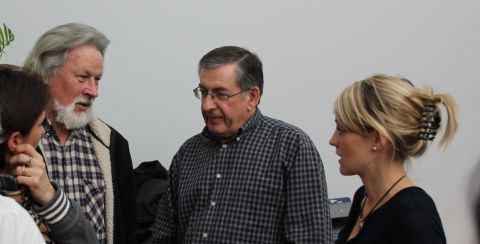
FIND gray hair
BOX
[24,23,110,81]
[198,46,264,96]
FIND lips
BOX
[336,152,342,163]
[76,101,91,107]
[207,116,223,124]
[74,96,93,109]
[74,98,93,112]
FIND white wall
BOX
[2,1,479,242]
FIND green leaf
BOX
[0,26,5,43]
[0,23,15,58]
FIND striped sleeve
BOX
[33,183,72,224]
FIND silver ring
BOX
[26,156,32,165]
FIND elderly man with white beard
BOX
[24,23,136,244]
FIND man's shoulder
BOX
[88,116,110,130]
[262,115,313,142]
[180,132,205,148]
[88,117,129,145]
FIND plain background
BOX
[2,1,479,242]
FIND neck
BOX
[46,109,70,145]
[360,160,411,203]
[216,108,257,143]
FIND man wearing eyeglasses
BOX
[153,46,332,243]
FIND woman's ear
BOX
[372,131,388,151]
[6,132,22,152]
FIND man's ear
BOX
[6,132,22,152]
[247,86,260,111]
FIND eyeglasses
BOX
[193,86,250,102]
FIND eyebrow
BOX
[198,84,228,92]
[74,69,103,78]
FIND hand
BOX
[8,144,55,205]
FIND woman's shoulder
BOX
[391,186,444,228]
[392,187,446,243]
[393,186,437,209]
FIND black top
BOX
[335,186,446,244]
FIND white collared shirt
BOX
[0,195,45,243]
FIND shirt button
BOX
[211,201,216,207]
[202,233,208,238]
[216,173,221,179]
[222,144,227,149]
[236,137,240,141]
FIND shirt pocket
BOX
[79,179,106,227]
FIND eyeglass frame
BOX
[193,86,251,102]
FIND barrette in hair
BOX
[418,101,441,141]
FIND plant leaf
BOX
[0,23,15,57]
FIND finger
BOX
[16,164,39,177]
[8,153,30,166]
[15,170,55,205]
[13,144,42,160]
[9,153,41,169]
[16,169,38,184]
[24,155,32,166]
[19,165,28,177]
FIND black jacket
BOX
[39,117,137,244]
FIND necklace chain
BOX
[359,175,406,228]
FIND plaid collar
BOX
[201,108,262,142]
[42,118,85,145]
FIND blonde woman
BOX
[330,74,457,244]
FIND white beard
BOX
[53,96,94,130]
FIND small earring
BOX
[373,146,377,151]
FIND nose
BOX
[329,130,338,147]
[83,78,99,98]
[201,94,217,111]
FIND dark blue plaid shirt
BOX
[41,121,106,243]
[153,110,332,243]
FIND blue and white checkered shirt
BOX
[41,120,107,243]
[153,110,333,243]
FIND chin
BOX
[58,109,93,129]
[208,129,225,137]
[208,128,231,140]
[54,98,94,129]
[339,167,356,176]
[207,123,223,132]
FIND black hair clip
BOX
[418,101,441,141]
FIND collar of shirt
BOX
[201,109,263,143]
[42,118,85,146]
[0,174,19,192]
